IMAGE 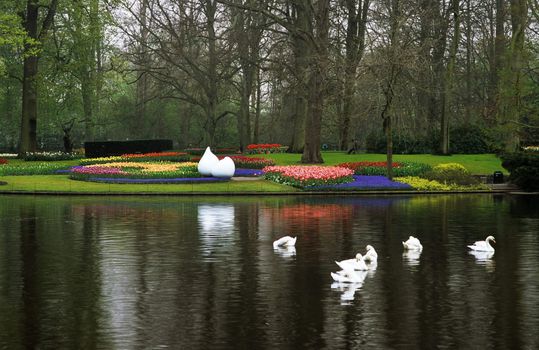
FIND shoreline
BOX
[0,186,519,196]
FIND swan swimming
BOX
[363,245,378,263]
[335,253,369,271]
[467,235,496,252]
[273,236,297,249]
[402,236,423,251]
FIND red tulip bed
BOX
[245,143,288,154]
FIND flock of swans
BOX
[273,234,496,303]
[273,234,496,277]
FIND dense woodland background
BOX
[1,0,538,163]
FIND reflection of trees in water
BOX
[1,195,539,348]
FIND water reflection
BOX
[0,195,538,349]
[402,250,422,267]
[273,245,296,258]
[197,204,235,259]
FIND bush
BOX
[501,152,539,191]
[424,163,481,186]
[449,125,492,154]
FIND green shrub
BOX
[501,152,539,191]
[424,163,481,186]
[449,125,493,154]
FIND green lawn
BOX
[0,175,296,193]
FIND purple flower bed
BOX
[306,175,412,191]
[234,168,263,177]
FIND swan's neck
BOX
[486,238,493,249]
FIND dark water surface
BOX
[1,194,538,349]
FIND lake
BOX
[1,194,538,349]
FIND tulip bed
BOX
[245,143,288,154]
[0,162,70,175]
[338,161,431,177]
[262,165,354,188]
[70,162,201,182]
[80,152,190,165]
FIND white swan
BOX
[335,253,369,271]
[403,236,423,251]
[273,236,297,249]
[363,245,378,263]
[467,235,496,252]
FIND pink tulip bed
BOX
[262,165,355,188]
[262,165,415,190]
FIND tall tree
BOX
[301,0,330,163]
[496,0,528,151]
[338,0,369,151]
[19,0,58,154]
[439,0,461,154]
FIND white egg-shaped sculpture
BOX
[211,156,235,178]
[197,147,219,176]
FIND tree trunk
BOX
[20,1,40,154]
[81,74,94,141]
[135,0,149,139]
[502,0,528,151]
[301,0,330,164]
[19,0,58,155]
[440,0,460,155]
[253,65,261,144]
[289,1,311,153]
[339,0,369,151]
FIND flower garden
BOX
[0,149,495,192]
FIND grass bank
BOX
[0,175,296,193]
